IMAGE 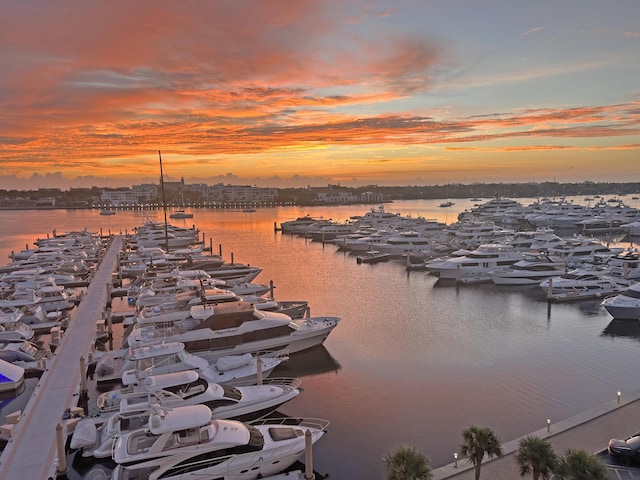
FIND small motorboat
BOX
[356,250,391,264]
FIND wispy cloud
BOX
[522,26,544,36]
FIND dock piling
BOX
[304,429,315,480]
[55,423,67,476]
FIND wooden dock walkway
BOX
[0,235,123,480]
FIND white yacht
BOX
[124,301,340,363]
[71,370,302,458]
[539,267,632,302]
[373,230,437,255]
[601,283,640,319]
[489,252,566,286]
[279,215,328,234]
[94,341,284,385]
[0,308,35,341]
[439,220,513,249]
[621,221,640,236]
[110,404,329,480]
[506,228,564,252]
[544,237,623,267]
[345,230,393,252]
[604,249,640,280]
[0,339,50,367]
[426,244,523,282]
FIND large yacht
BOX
[70,370,302,458]
[110,404,329,480]
[489,252,566,285]
[601,282,640,319]
[426,244,523,282]
[539,267,632,302]
[124,301,340,363]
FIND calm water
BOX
[2,197,640,479]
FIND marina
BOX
[0,196,639,478]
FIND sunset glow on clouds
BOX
[0,0,638,188]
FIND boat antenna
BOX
[158,150,170,253]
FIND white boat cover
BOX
[69,419,97,449]
[216,353,253,371]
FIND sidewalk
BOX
[432,389,640,479]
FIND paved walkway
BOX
[433,389,640,479]
[0,235,122,480]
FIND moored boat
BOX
[601,282,640,319]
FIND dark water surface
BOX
[1,198,640,479]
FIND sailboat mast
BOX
[158,150,170,253]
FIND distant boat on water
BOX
[169,209,194,219]
[439,201,455,208]
[99,210,116,216]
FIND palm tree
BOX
[383,444,433,480]
[554,448,608,480]
[514,436,558,480]
[460,425,503,480]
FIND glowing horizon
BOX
[1,1,639,189]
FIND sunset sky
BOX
[1,0,639,189]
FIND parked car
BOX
[608,432,640,464]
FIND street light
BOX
[546,419,551,432]
[453,453,458,468]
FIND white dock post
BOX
[304,429,315,479]
[55,422,67,476]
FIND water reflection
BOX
[601,318,640,340]
[272,345,341,378]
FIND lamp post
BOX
[453,453,458,468]
[546,419,551,432]
[618,391,621,404]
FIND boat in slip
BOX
[123,300,340,363]
[93,341,285,386]
[70,370,302,458]
[355,250,392,264]
[601,282,640,319]
[110,404,329,480]
[426,243,523,282]
[489,252,567,286]
[540,267,633,302]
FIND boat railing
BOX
[249,416,331,432]
[228,376,302,389]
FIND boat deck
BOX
[0,235,122,480]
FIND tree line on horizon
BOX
[0,181,639,208]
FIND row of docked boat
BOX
[280,203,640,318]
[66,219,342,479]
[0,229,105,372]
[457,195,640,233]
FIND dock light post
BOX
[454,452,458,468]
[618,391,621,404]
[546,419,551,432]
